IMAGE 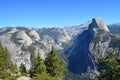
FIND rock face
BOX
[90,18,110,32]
[29,30,40,41]
[67,19,95,73]
[0,17,119,73]
[0,23,89,70]
[90,29,120,59]
[67,18,120,74]
[16,31,32,46]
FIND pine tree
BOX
[4,47,11,70]
[31,51,37,68]
[0,42,18,79]
[20,62,26,75]
[112,55,120,79]
[0,43,5,71]
[36,53,46,74]
[10,62,18,74]
[30,52,46,77]
[33,73,55,80]
[0,43,11,71]
[45,46,64,79]
[96,49,120,80]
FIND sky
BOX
[0,0,120,28]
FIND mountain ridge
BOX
[0,18,120,72]
[66,18,120,74]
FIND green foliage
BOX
[0,71,11,79]
[0,42,20,79]
[0,43,11,71]
[0,71,20,80]
[64,70,92,80]
[30,46,65,80]
[0,73,21,80]
[96,49,120,80]
[19,62,27,75]
[36,53,46,73]
[29,51,36,77]
[30,52,46,77]
[31,50,36,67]
[45,46,65,80]
[10,62,18,74]
[33,73,55,80]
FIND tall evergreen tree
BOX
[10,62,18,74]
[0,43,5,71]
[31,51,37,68]
[0,43,11,71]
[4,47,11,70]
[45,46,64,79]
[36,53,46,74]
[0,42,18,79]
[20,62,26,75]
[30,51,36,77]
[96,49,120,80]
[30,52,46,77]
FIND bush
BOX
[33,73,55,80]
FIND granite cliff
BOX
[67,18,120,74]
[0,23,89,70]
[0,17,120,73]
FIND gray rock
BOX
[90,17,110,32]
[0,17,119,74]
[0,24,87,70]
[17,76,31,80]
[16,30,32,46]
[67,17,120,74]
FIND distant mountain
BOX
[108,23,120,34]
[0,18,120,74]
[66,18,120,74]
[0,22,90,70]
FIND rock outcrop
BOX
[16,31,32,46]
[17,76,31,80]
[0,17,119,73]
[0,24,89,70]
[67,19,95,73]
[29,30,40,41]
[90,17,110,32]
[67,17,120,74]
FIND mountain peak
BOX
[91,17,110,32]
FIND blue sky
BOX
[0,0,120,28]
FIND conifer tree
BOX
[10,62,18,74]
[31,51,36,68]
[0,43,5,71]
[45,46,64,79]
[96,49,120,80]
[4,47,11,70]
[36,53,46,74]
[30,52,46,77]
[0,42,17,78]
[0,43,11,71]
[20,62,26,75]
